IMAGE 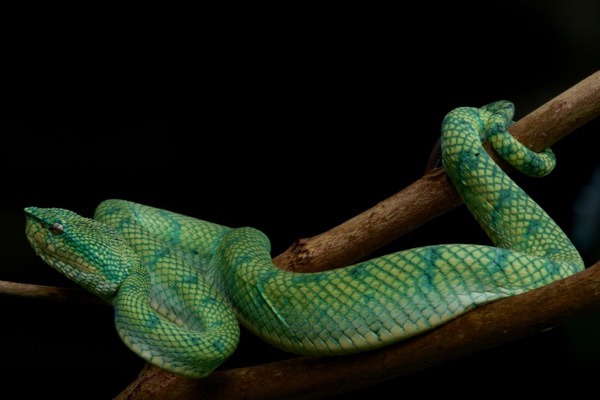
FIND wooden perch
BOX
[0,280,104,306]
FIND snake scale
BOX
[24,101,584,378]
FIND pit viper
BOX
[24,101,584,378]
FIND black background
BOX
[2,2,600,398]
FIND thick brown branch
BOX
[116,260,600,400]
[274,70,600,272]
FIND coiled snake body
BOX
[25,101,584,378]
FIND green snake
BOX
[24,101,584,378]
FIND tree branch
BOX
[0,280,105,306]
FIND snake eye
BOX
[49,222,64,235]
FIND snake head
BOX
[24,207,137,303]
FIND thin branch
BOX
[274,70,600,272]
[0,280,105,306]
[115,259,600,400]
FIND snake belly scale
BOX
[24,101,584,378]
